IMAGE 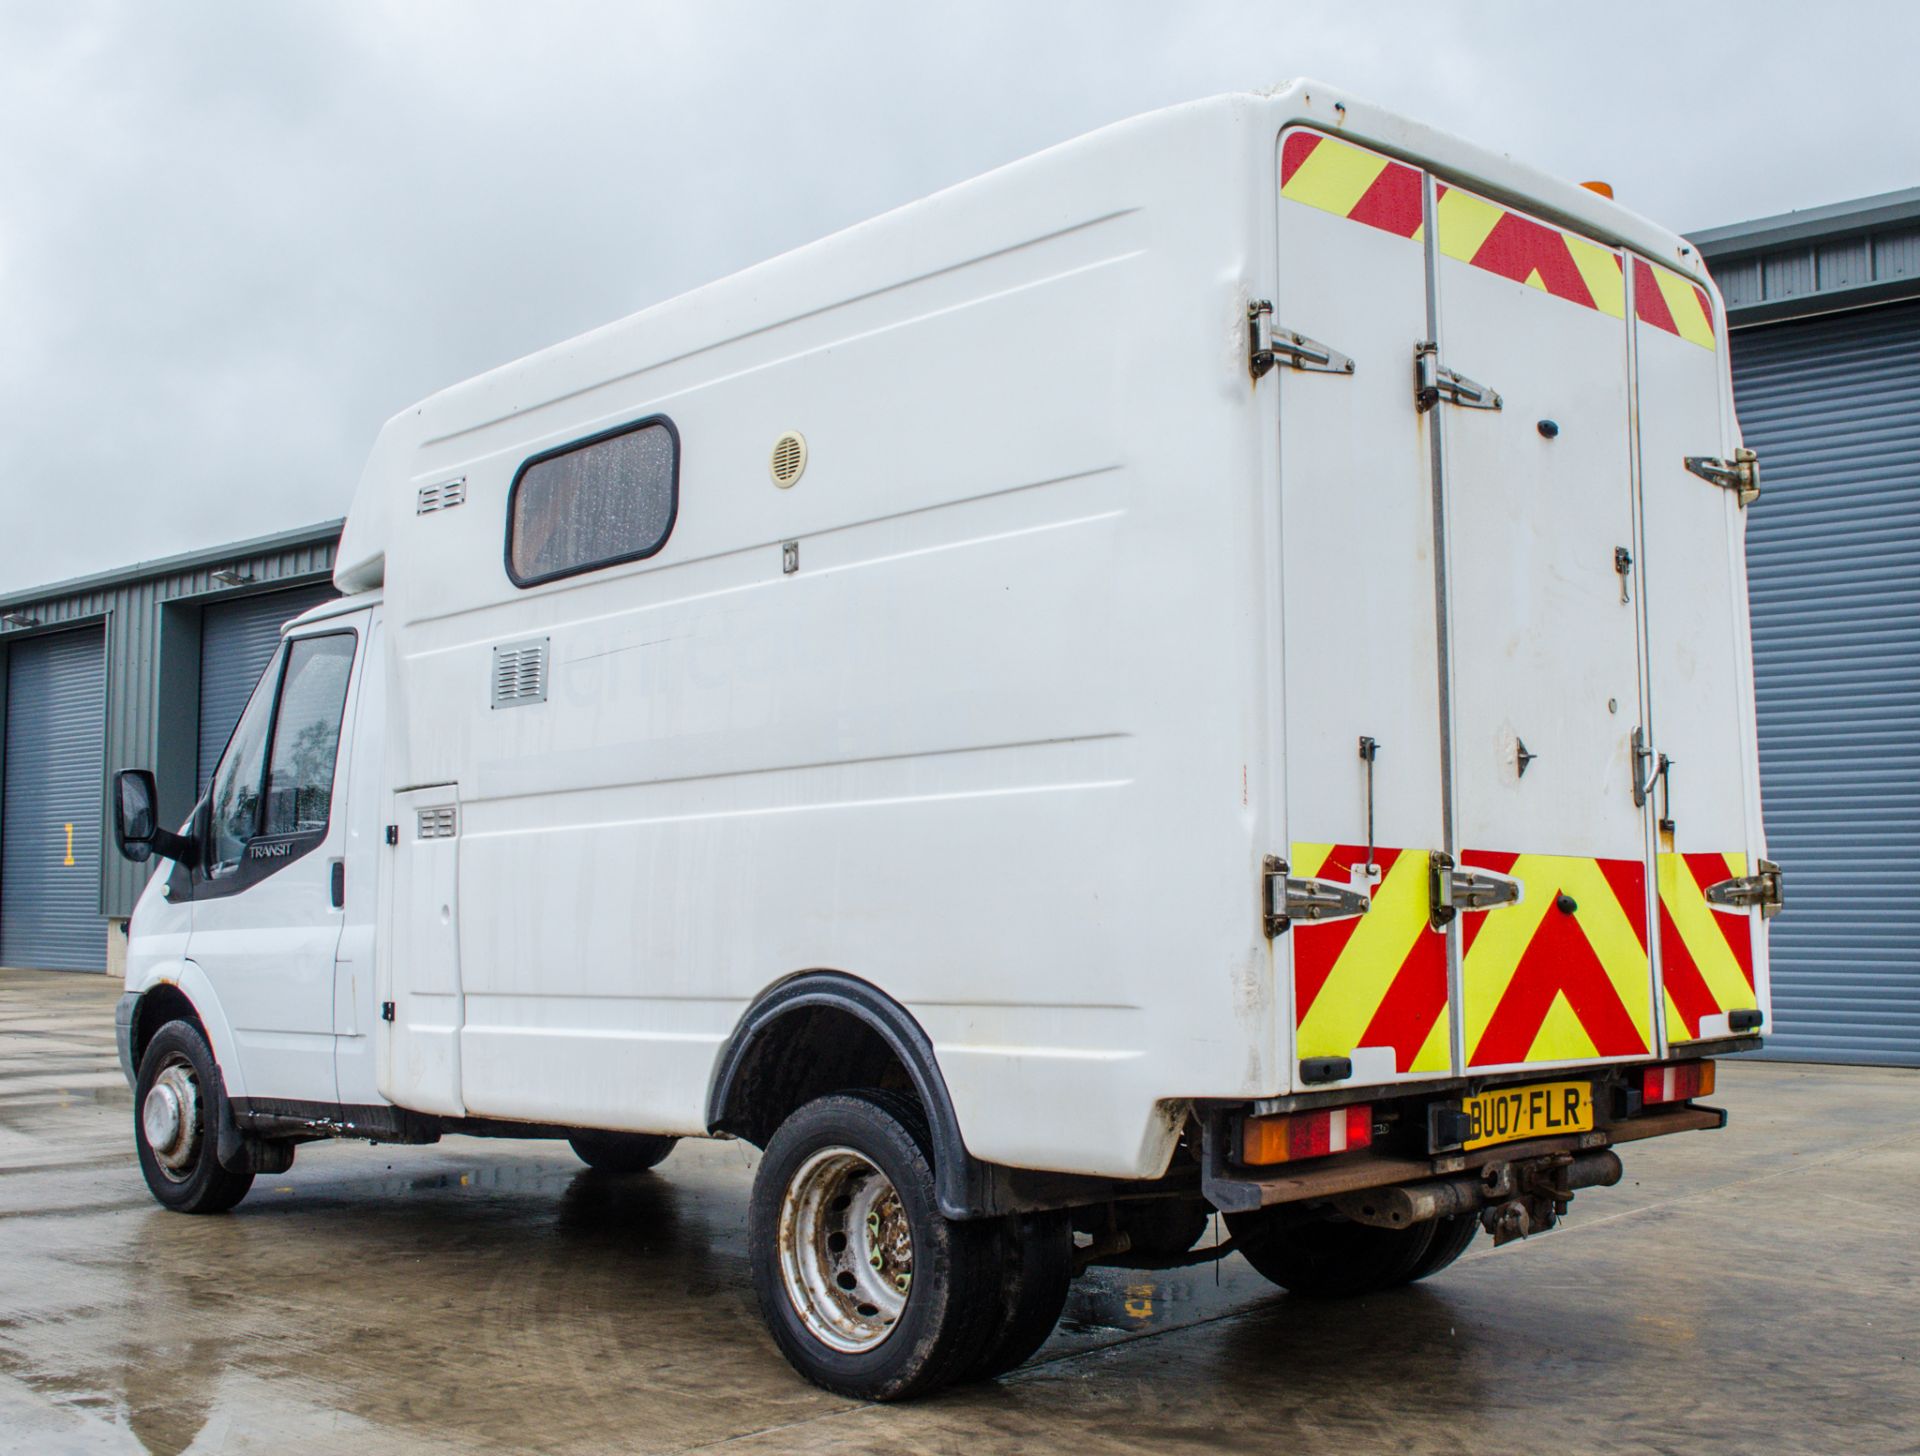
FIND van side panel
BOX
[378,102,1280,1178]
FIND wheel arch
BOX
[706,972,985,1219]
[127,961,248,1100]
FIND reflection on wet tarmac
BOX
[4,969,1918,1455]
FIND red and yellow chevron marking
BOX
[1280,128,1715,350]
[1290,843,1450,1076]
[1658,851,1758,1041]
[1458,851,1653,1068]
[1433,183,1625,319]
[1633,256,1717,351]
[1281,131,1427,239]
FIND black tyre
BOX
[747,1090,1000,1401]
[133,1020,255,1215]
[568,1131,678,1173]
[1225,1208,1473,1298]
[1405,1211,1479,1280]
[964,1208,1073,1381]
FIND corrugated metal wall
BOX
[1,628,107,970]
[197,582,339,796]
[1734,299,1920,1065]
[0,526,340,936]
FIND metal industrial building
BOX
[1695,188,1920,1066]
[0,522,340,973]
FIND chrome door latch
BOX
[1248,300,1355,380]
[1684,447,1760,505]
[1414,340,1501,413]
[1705,859,1784,919]
[1631,727,1671,810]
[1263,855,1373,938]
[1428,851,1524,931]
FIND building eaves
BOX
[1691,186,1920,259]
[0,519,344,612]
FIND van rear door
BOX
[1274,128,1767,1092]
[1631,262,1768,1044]
[1431,185,1658,1075]
[1274,130,1453,1089]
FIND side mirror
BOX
[113,769,197,867]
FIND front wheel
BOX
[1225,1208,1479,1297]
[133,1020,255,1215]
[747,1091,1001,1401]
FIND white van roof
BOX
[332,79,1708,594]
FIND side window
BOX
[261,635,356,837]
[506,417,678,586]
[207,647,283,872]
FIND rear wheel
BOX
[1405,1211,1479,1280]
[134,1020,254,1215]
[1225,1208,1478,1297]
[965,1209,1073,1381]
[568,1131,678,1173]
[747,1091,1000,1401]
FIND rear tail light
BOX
[1240,1105,1372,1166]
[1642,1060,1715,1105]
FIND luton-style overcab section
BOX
[109,80,1779,1400]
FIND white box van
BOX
[111,81,1779,1400]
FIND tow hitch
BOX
[1331,1149,1621,1247]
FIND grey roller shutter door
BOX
[1733,299,1920,1065]
[197,582,337,797]
[2,627,107,971]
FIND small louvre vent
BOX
[769,431,807,488]
[416,806,458,840]
[491,638,549,708]
[417,478,469,514]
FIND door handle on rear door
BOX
[1630,728,1669,810]
[329,859,345,909]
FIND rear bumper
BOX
[1200,1096,1726,1214]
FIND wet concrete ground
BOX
[1,968,1914,1455]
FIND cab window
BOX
[207,645,282,872]
[204,632,356,874]
[261,635,355,837]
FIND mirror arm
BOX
[151,826,199,868]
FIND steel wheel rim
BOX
[142,1052,202,1180]
[777,1146,912,1354]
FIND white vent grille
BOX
[769,431,807,488]
[417,478,469,514]
[491,638,549,708]
[416,805,458,839]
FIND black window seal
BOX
[503,413,681,589]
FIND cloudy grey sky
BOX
[4,1,1917,595]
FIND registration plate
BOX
[1463,1080,1592,1151]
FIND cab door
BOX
[187,623,362,1102]
[1430,185,1659,1075]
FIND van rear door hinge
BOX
[1428,850,1524,931]
[1684,447,1760,505]
[380,1001,395,1023]
[1414,340,1501,413]
[1248,300,1354,380]
[1263,854,1373,938]
[1705,858,1784,919]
